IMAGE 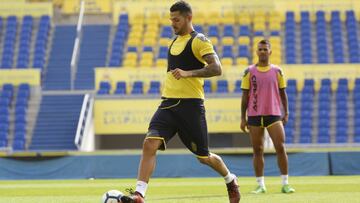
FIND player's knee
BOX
[142,139,160,154]
[253,145,264,156]
[274,143,286,154]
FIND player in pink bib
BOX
[240,39,295,194]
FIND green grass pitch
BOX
[0,176,359,203]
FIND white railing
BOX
[74,94,93,150]
[70,0,85,90]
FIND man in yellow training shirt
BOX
[121,1,240,203]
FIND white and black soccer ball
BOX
[101,189,123,203]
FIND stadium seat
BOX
[204,80,212,93]
[234,80,242,93]
[318,127,330,143]
[97,81,111,94]
[300,127,312,143]
[113,81,126,94]
[131,81,144,94]
[216,80,229,93]
[148,81,161,94]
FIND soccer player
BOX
[120,1,241,203]
[240,39,295,194]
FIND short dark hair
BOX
[258,39,271,48]
[170,1,192,16]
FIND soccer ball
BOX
[101,189,123,203]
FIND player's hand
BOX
[171,68,191,80]
[240,118,248,133]
[282,113,289,125]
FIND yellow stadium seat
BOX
[193,11,205,25]
[238,37,250,45]
[159,38,171,46]
[269,22,281,30]
[155,59,167,68]
[142,52,154,59]
[148,11,161,21]
[236,57,249,66]
[144,31,158,39]
[253,23,266,31]
[146,22,159,31]
[269,37,281,44]
[205,11,221,24]
[145,18,159,25]
[146,25,159,32]
[221,16,235,24]
[139,58,154,67]
[223,10,235,18]
[222,37,235,45]
[127,38,141,46]
[128,32,142,39]
[269,16,281,23]
[123,58,137,67]
[237,11,251,24]
[221,57,233,67]
[143,38,157,46]
[238,17,251,25]
[130,17,144,25]
[131,25,144,33]
[125,52,138,60]
[209,37,218,46]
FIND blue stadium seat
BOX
[97,81,111,94]
[143,46,153,52]
[0,124,9,133]
[160,26,172,38]
[203,80,212,93]
[300,118,312,128]
[318,127,330,143]
[222,46,233,58]
[238,45,248,57]
[0,97,10,107]
[318,118,330,128]
[239,25,250,36]
[131,81,143,94]
[127,46,137,52]
[12,139,25,151]
[300,127,312,143]
[335,127,348,143]
[216,80,229,93]
[114,81,126,95]
[223,25,234,37]
[234,80,242,93]
[208,25,219,38]
[148,81,160,94]
[285,128,294,143]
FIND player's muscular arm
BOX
[279,88,289,124]
[171,54,221,79]
[190,53,222,77]
[240,89,249,132]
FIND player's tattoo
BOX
[189,53,222,77]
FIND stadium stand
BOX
[30,95,84,151]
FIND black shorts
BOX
[247,115,282,128]
[147,98,209,157]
